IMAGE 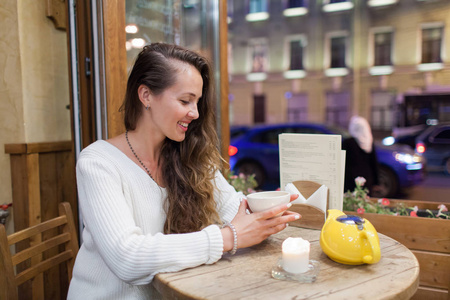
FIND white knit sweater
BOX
[67,140,241,299]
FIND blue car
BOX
[229,123,425,198]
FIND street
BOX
[397,171,450,204]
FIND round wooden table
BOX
[153,226,419,300]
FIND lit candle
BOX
[282,237,310,274]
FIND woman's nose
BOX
[188,104,199,119]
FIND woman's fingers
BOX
[282,210,301,218]
[289,194,299,202]
[238,198,248,215]
[264,213,300,228]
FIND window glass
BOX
[422,27,443,64]
[434,129,450,142]
[330,36,346,68]
[289,40,304,70]
[374,32,392,66]
[249,39,269,73]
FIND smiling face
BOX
[147,62,203,142]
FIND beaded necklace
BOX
[125,130,156,182]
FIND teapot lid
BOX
[336,215,365,230]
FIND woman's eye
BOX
[180,100,189,105]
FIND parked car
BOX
[383,124,429,149]
[229,123,425,198]
[230,125,250,140]
[415,123,450,175]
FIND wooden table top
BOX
[153,226,420,300]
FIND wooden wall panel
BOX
[5,142,77,300]
[103,0,127,138]
[413,250,450,290]
[412,286,448,300]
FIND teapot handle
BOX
[360,231,381,264]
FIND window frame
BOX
[324,31,349,76]
[284,35,307,70]
[419,23,444,64]
[370,27,394,67]
[246,0,269,21]
[368,27,394,76]
[322,0,354,12]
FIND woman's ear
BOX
[137,84,152,109]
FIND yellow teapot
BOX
[320,209,381,265]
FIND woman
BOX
[343,116,380,194]
[68,43,300,299]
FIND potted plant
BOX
[226,172,258,196]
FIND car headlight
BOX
[394,152,414,164]
[412,154,422,163]
[394,152,423,170]
[382,136,395,146]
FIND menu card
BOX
[279,134,345,210]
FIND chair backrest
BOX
[0,202,79,300]
[289,180,329,230]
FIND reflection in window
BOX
[249,39,268,73]
[289,40,304,70]
[374,31,392,66]
[421,27,443,64]
[125,0,182,69]
[330,36,346,68]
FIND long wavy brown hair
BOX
[121,43,222,233]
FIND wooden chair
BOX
[289,180,329,230]
[0,202,79,300]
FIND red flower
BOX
[357,208,365,214]
[410,211,418,217]
[381,198,390,206]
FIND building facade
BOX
[228,0,450,135]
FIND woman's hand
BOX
[221,194,301,252]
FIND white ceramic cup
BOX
[246,191,290,215]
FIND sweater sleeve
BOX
[76,151,224,285]
[213,170,242,223]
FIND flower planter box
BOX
[345,199,450,300]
